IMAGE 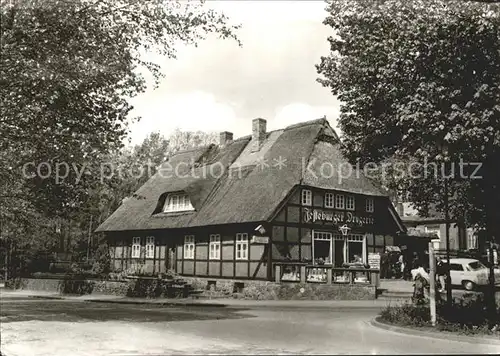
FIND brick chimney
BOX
[396,201,404,217]
[251,118,267,152]
[219,131,233,147]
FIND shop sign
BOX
[303,208,374,226]
[251,235,269,244]
[368,252,381,270]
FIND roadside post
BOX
[428,242,437,327]
[487,241,497,328]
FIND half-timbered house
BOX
[96,118,406,283]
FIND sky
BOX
[127,0,341,145]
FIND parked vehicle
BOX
[443,258,500,291]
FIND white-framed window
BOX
[366,198,374,213]
[132,236,141,258]
[209,234,221,260]
[184,235,195,259]
[301,189,312,206]
[335,194,345,209]
[324,193,334,208]
[163,193,194,213]
[347,234,365,265]
[145,236,155,258]
[467,228,478,250]
[314,231,333,240]
[236,233,248,260]
[347,235,364,242]
[330,234,366,266]
[313,231,333,265]
[346,195,355,211]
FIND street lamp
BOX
[339,224,351,236]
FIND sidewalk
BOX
[379,279,414,293]
[0,289,396,308]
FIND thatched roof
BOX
[96,118,391,233]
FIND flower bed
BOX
[380,293,500,336]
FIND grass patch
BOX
[380,293,500,337]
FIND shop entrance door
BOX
[334,239,345,267]
[166,246,176,272]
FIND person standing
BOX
[398,254,405,279]
[411,261,430,303]
[411,252,420,270]
[436,255,446,293]
[380,251,388,279]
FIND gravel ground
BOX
[1,296,499,355]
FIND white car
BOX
[443,258,500,291]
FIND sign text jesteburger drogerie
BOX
[303,208,374,226]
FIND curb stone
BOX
[14,293,390,309]
[3,290,407,309]
[370,317,500,346]
[81,298,387,309]
[28,295,64,300]
[83,298,228,308]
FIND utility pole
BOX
[428,242,437,326]
[86,215,93,262]
[487,241,496,320]
[0,215,5,283]
[444,166,452,305]
[484,155,497,329]
[3,239,8,283]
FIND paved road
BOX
[1,295,499,355]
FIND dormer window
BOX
[163,193,194,213]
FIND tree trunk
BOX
[483,157,497,328]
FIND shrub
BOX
[124,265,148,277]
[380,293,500,335]
[60,278,94,295]
[380,303,430,327]
[92,243,111,275]
[132,278,162,298]
[125,278,189,298]
[24,251,55,274]
[90,261,107,276]
[438,293,488,328]
[5,277,23,289]
[68,262,85,276]
[108,270,128,281]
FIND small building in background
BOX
[397,202,480,253]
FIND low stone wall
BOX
[182,277,376,300]
[92,280,130,296]
[13,278,63,293]
[275,283,376,300]
[10,277,376,300]
[8,278,186,298]
[9,278,129,296]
